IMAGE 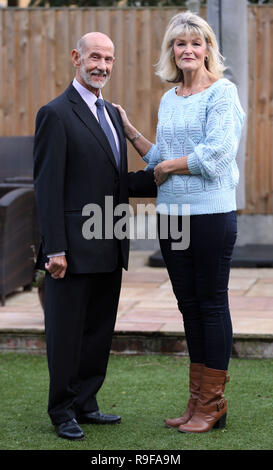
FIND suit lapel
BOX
[66,84,119,173]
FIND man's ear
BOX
[72,49,81,68]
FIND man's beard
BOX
[80,64,110,89]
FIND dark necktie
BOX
[95,99,120,168]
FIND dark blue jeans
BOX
[158,211,237,370]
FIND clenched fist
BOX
[45,255,67,279]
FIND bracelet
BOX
[130,132,142,143]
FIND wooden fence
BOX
[0,6,272,214]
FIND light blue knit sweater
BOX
[143,78,246,215]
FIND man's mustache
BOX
[90,70,108,77]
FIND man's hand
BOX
[154,161,171,186]
[154,156,190,183]
[45,255,67,279]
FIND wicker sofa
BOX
[0,185,36,306]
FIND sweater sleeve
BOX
[187,84,246,181]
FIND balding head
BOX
[76,32,114,58]
[72,31,115,96]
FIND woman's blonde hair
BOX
[155,11,225,83]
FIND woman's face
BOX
[173,34,208,74]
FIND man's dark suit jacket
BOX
[34,82,156,273]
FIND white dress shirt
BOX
[72,78,120,154]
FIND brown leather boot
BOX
[164,363,204,428]
[178,366,229,433]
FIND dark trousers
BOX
[44,266,122,425]
[158,211,237,371]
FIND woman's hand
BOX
[112,103,153,157]
[154,160,171,186]
[112,103,132,137]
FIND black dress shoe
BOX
[55,418,85,440]
[77,410,121,425]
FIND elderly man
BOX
[34,32,156,440]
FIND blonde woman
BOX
[114,11,245,434]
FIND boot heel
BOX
[213,413,226,429]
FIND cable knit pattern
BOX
[143,78,246,215]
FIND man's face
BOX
[73,34,115,95]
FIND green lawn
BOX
[0,353,272,451]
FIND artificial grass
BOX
[0,353,272,451]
